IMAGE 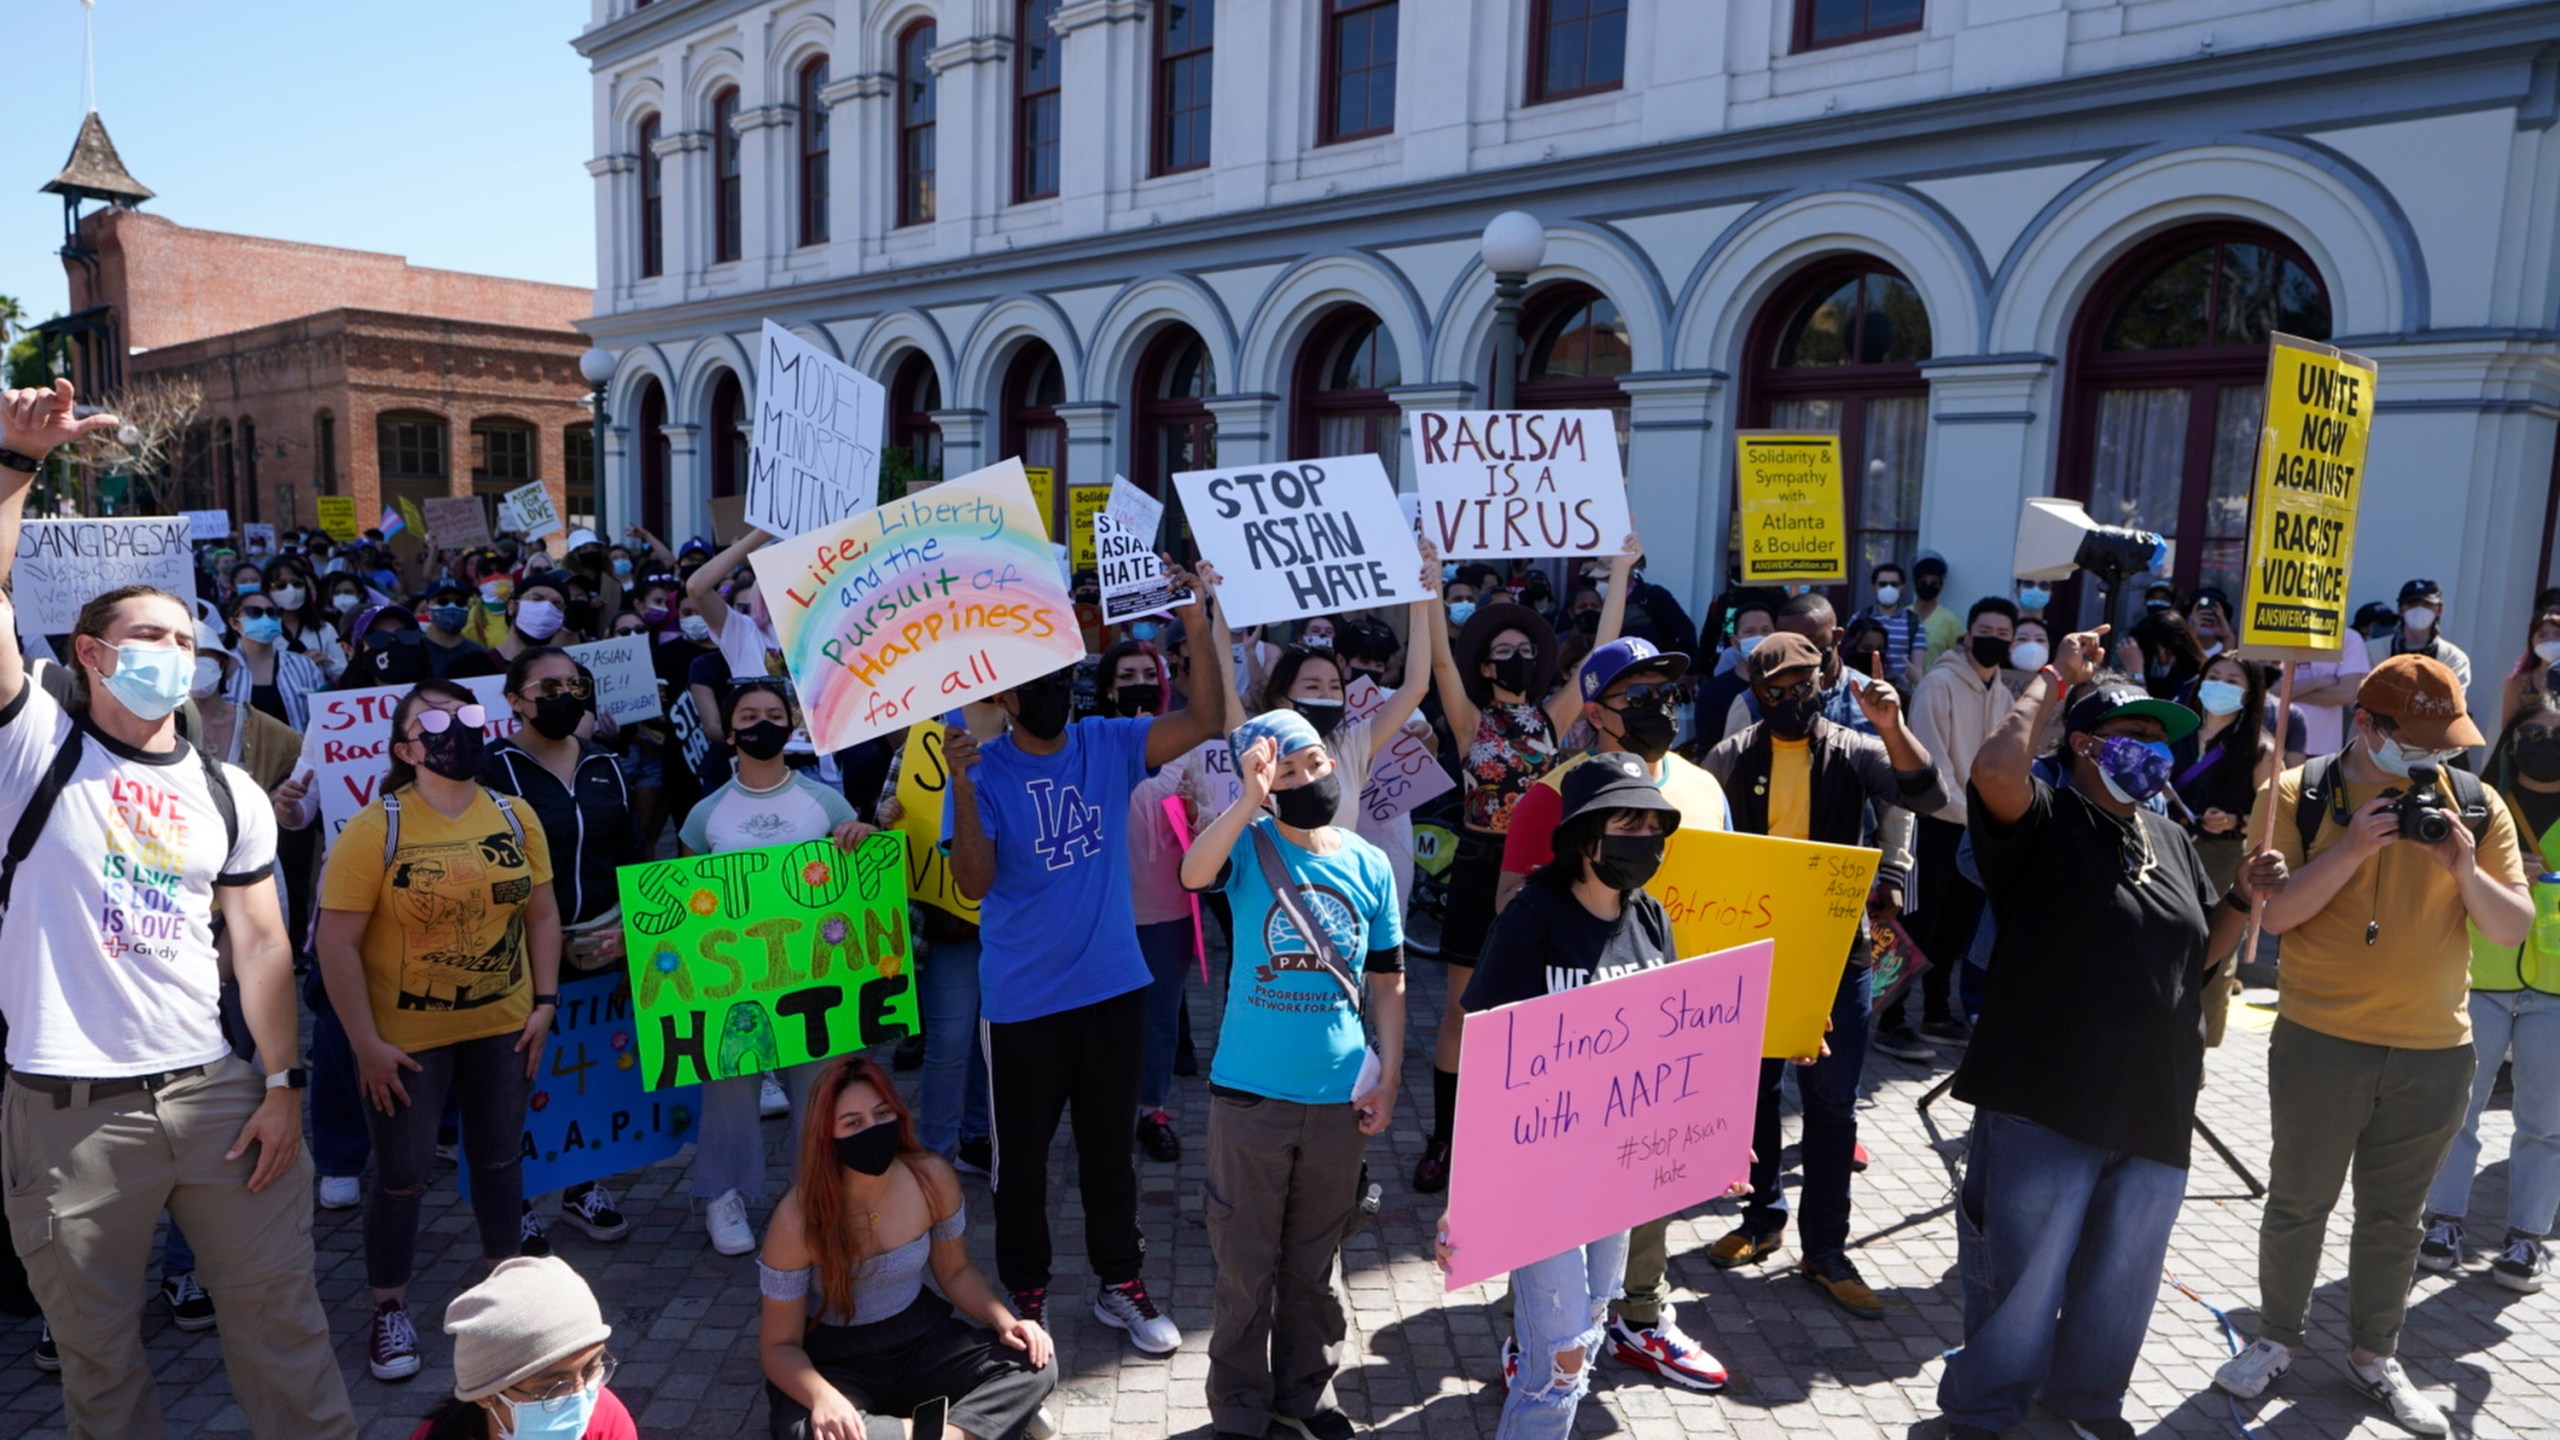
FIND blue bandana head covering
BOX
[1229,708,1324,770]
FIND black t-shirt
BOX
[1955,776,2219,1169]
[1463,881,1675,1012]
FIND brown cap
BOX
[2357,653,2484,749]
[1744,632,1824,685]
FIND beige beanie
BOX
[444,1256,614,1402]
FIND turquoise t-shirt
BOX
[1210,817,1405,1105]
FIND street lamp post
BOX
[579,345,616,533]
[1479,210,1548,411]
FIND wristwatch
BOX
[265,1067,309,1091]
[532,992,560,1008]
[0,448,42,474]
[2223,889,2254,915]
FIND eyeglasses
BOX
[517,676,592,700]
[517,1352,618,1409]
[409,704,488,736]
[2519,723,2560,744]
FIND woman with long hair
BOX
[315,679,562,1384]
[261,554,346,683]
[2119,610,2207,703]
[2501,607,2560,732]
[759,1056,1057,1440]
[2171,654,2282,896]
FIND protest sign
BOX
[749,319,885,538]
[754,457,1084,752]
[299,676,515,840]
[502,481,562,542]
[1655,829,1879,1059]
[421,495,491,549]
[1097,510,1190,625]
[565,634,664,723]
[616,832,918,1091]
[1106,475,1162,540]
[1734,432,1848,584]
[709,493,753,546]
[2238,333,2376,659]
[242,522,276,555]
[182,509,230,542]
[315,495,360,541]
[1444,940,1769,1290]
[892,723,978,923]
[667,689,715,789]
[11,517,195,641]
[396,497,428,541]
[1343,676,1453,823]
[1024,466,1057,541]
[1067,483,1108,573]
[471,972,700,1198]
[1170,454,1426,628]
[1413,409,1629,560]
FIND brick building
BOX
[38,112,602,533]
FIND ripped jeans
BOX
[1499,1230,1629,1440]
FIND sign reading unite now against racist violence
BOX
[2238,332,2377,659]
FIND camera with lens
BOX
[2388,763,2454,845]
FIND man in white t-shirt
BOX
[0,381,354,1439]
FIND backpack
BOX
[2294,750,2490,857]
[0,726,241,919]
[381,788,523,864]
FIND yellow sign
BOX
[396,497,427,539]
[1656,828,1879,1059]
[894,723,979,923]
[1068,483,1108,574]
[315,495,360,541]
[2238,333,2376,660]
[1024,466,1057,543]
[1734,432,1847,583]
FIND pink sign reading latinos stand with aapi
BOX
[1442,941,1771,1292]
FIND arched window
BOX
[380,412,449,484]
[1015,0,1062,202]
[799,57,832,246]
[1135,327,1216,501]
[898,22,939,227]
[888,353,944,479]
[637,114,663,278]
[1513,282,1633,460]
[634,379,670,539]
[1742,260,1933,608]
[708,372,748,498]
[1002,345,1068,529]
[1292,309,1403,480]
[2063,224,2331,627]
[711,86,743,264]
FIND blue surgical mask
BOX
[611,557,633,579]
[233,579,262,596]
[2196,679,2246,717]
[494,1380,600,1439]
[429,604,470,634]
[2017,586,2050,610]
[1130,620,1162,642]
[1446,600,1477,627]
[240,614,285,646]
[94,643,195,722]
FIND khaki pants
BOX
[2259,1018,2474,1355]
[3,1057,355,1440]
[1203,1090,1365,1436]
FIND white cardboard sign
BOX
[1412,409,1630,559]
[1169,454,1425,629]
[500,482,562,541]
[297,676,516,841]
[563,634,663,724]
[11,518,196,641]
[748,319,885,538]
[182,509,231,542]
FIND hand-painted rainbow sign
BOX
[755,457,1085,752]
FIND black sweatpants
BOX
[984,985,1149,1293]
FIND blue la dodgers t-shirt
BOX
[1211,817,1405,1105]
[947,715,1153,1023]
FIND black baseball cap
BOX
[1558,751,1681,827]
[2064,681,2200,742]
[2398,578,2444,607]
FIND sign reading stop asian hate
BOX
[1412,409,1631,560]
[1734,432,1848,584]
[1171,454,1427,628]
[1654,829,1878,1059]
[2239,333,2376,660]
[1443,941,1770,1291]
[616,833,919,1091]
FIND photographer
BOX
[2212,655,2530,1436]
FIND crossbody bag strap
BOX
[1248,824,1364,1022]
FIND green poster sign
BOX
[616,832,918,1091]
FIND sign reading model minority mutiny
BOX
[616,832,918,1090]
[1171,454,1427,628]
[1412,410,1631,559]
[2239,333,2377,660]
[750,320,886,539]
[1734,432,1848,584]
[755,456,1085,752]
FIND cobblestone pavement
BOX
[7,978,2560,1439]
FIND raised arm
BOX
[1974,626,2102,828]
[1366,548,1444,767]
[1145,561,1231,767]
[625,522,677,568]
[944,725,995,902]
[1429,586,1482,748]
[1180,736,1273,891]
[0,381,122,707]
[686,528,770,630]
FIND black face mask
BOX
[566,601,599,636]
[1970,636,2012,670]
[1592,833,1667,892]
[833,1124,901,1177]
[1294,698,1346,741]
[1271,772,1342,829]
[1914,574,1945,600]
[1852,647,1887,678]
[1572,609,1601,634]
[733,720,792,761]
[1765,692,1822,741]
[413,725,484,781]
[1611,695,1679,763]
[1011,676,1076,740]
[1111,683,1161,718]
[528,693,587,741]
[1489,653,1536,697]
[2519,737,2560,783]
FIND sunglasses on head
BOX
[409,704,488,736]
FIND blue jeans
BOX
[1499,1231,1629,1440]
[2427,987,2560,1237]
[302,966,369,1180]
[1939,1110,2188,1430]
[1137,920,1194,1111]
[1744,961,1870,1262]
[916,934,992,1157]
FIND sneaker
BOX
[1707,1226,1783,1269]
[1009,1287,1048,1327]
[954,1137,994,1179]
[705,1188,756,1256]
[33,1321,59,1372]
[368,1299,422,1381]
[2210,1337,2292,1399]
[1497,1334,1520,1391]
[2066,1419,2137,1440]
[317,1174,361,1210]
[2493,1233,2548,1293]
[516,1204,553,1258]
[2349,1354,2449,1436]
[160,1271,216,1331]
[1411,1139,1451,1195]
[1870,1029,1937,1062]
[1607,1312,1727,1392]
[1295,1410,1359,1440]
[563,1183,631,1242]
[1920,1016,1971,1044]
[2417,1214,2464,1273]
[1095,1277,1182,1357]
[1137,1109,1181,1162]
[1800,1255,1884,1318]
[433,1141,457,1164]
[1851,1142,1871,1173]
[1026,1406,1058,1440]
[892,1031,927,1072]
[759,1074,789,1118]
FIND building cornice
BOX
[929,35,1012,72]
[1055,0,1148,35]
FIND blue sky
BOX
[4,0,595,326]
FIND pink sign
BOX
[1343,676,1455,823]
[1443,941,1771,1291]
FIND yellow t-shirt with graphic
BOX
[322,788,553,1053]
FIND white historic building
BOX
[577,0,2560,704]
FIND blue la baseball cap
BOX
[1577,636,1690,702]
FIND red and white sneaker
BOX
[1496,1334,1520,1392]
[368,1299,421,1381]
[1608,1312,1728,1392]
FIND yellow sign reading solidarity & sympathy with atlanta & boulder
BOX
[1734,432,1847,584]
[2239,333,2376,659]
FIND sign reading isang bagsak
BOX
[2238,333,2376,660]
